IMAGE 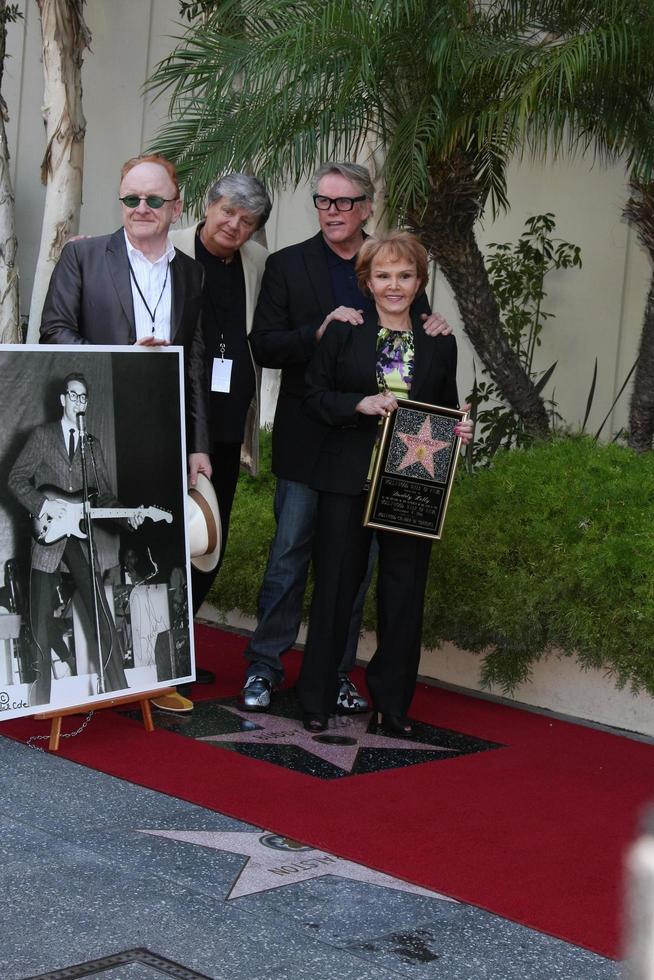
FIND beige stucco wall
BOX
[4,0,651,435]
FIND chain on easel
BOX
[26,711,95,750]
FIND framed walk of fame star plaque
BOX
[363,398,467,540]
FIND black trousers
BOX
[29,538,128,707]
[191,441,242,614]
[297,491,433,718]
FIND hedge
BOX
[214,432,654,695]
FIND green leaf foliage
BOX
[216,431,654,696]
[148,0,654,217]
[210,431,278,619]
[469,213,581,466]
[0,4,22,28]
[424,435,654,694]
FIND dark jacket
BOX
[249,232,430,483]
[302,312,459,495]
[39,229,210,454]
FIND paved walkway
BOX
[0,731,622,979]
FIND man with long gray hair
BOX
[242,161,452,714]
[171,172,272,622]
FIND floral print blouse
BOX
[366,327,415,482]
[376,327,415,397]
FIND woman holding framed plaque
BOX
[298,231,473,735]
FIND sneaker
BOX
[336,676,369,714]
[241,675,272,712]
[151,691,194,714]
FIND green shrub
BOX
[215,431,654,695]
[425,435,654,694]
[211,433,278,619]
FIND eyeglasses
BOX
[119,195,177,209]
[313,194,367,212]
[66,390,88,404]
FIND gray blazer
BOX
[39,229,210,454]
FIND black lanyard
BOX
[205,289,227,360]
[128,258,170,326]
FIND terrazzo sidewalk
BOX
[0,731,624,980]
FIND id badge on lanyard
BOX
[211,338,232,392]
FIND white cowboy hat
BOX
[187,473,222,573]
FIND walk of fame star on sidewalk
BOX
[139,829,458,902]
[138,693,503,779]
[199,706,457,773]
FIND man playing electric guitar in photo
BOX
[8,373,149,707]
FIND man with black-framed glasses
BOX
[241,161,453,714]
[39,154,211,714]
[8,373,146,707]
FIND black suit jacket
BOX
[250,232,430,483]
[303,312,459,495]
[40,229,210,454]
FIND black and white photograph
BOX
[0,346,194,721]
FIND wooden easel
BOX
[34,687,174,751]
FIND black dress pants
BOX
[297,491,433,718]
[191,441,242,614]
[29,537,128,707]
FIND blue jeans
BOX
[244,478,375,685]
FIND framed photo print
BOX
[363,398,467,540]
[0,345,194,721]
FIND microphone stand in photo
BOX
[76,410,106,696]
[33,414,176,751]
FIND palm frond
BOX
[146,0,654,218]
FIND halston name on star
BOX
[139,830,457,902]
[270,855,337,876]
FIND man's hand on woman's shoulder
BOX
[421,313,453,337]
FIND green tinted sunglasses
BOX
[119,195,177,209]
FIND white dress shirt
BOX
[61,417,79,458]
[124,231,175,342]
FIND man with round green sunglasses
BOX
[40,154,212,715]
[118,194,177,210]
[40,153,210,491]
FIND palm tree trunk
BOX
[628,276,654,452]
[0,107,18,342]
[409,152,550,439]
[433,226,550,437]
[0,0,20,343]
[26,0,91,343]
[625,182,654,452]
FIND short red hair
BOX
[120,154,180,198]
[356,231,429,294]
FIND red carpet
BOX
[3,623,653,960]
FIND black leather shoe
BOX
[241,675,273,711]
[374,713,414,737]
[302,713,328,733]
